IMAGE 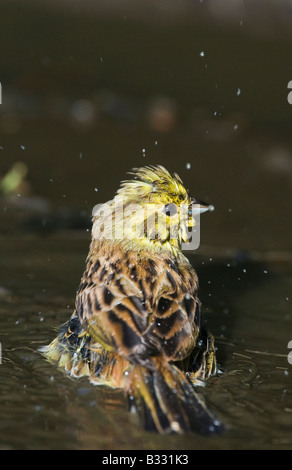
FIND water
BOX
[0,234,291,449]
[1,0,292,450]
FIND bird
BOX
[42,165,224,435]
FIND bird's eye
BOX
[162,203,178,217]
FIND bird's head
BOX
[92,165,214,255]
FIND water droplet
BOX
[94,187,98,192]
[20,145,25,150]
[233,124,239,130]
[237,88,241,96]
[186,162,191,170]
[200,51,205,57]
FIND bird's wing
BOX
[143,265,201,362]
[76,247,200,366]
[71,247,224,435]
[75,255,153,364]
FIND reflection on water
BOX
[0,235,291,449]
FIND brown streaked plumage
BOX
[42,165,223,434]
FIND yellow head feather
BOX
[92,165,212,255]
[118,165,189,205]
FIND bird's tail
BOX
[126,358,224,435]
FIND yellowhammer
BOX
[42,165,224,434]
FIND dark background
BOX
[1,0,292,253]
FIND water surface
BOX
[0,234,291,449]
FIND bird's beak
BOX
[191,197,215,215]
